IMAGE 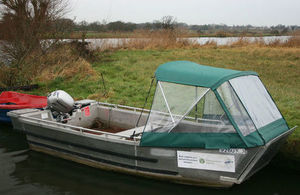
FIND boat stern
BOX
[7,109,41,131]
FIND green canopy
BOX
[155,61,258,90]
[140,61,289,149]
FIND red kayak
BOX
[0,91,47,123]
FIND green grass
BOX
[28,46,300,157]
[93,47,299,131]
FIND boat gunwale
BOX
[96,101,150,113]
[19,115,141,145]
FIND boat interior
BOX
[18,101,238,142]
[19,102,149,141]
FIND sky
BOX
[67,0,300,26]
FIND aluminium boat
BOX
[8,61,296,188]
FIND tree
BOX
[0,0,69,61]
[0,0,69,85]
[151,16,177,30]
[55,18,75,34]
[161,16,177,30]
[107,21,137,32]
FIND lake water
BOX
[1,124,300,195]
[84,36,291,49]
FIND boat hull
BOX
[8,103,294,188]
[29,143,234,188]
[24,127,235,188]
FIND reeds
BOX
[33,45,97,83]
[0,44,98,87]
[91,30,300,51]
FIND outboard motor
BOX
[47,90,75,122]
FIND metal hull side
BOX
[28,139,234,188]
[237,129,293,183]
[20,120,267,188]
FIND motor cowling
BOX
[47,90,74,113]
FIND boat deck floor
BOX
[84,120,144,140]
[89,120,126,134]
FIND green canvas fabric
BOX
[140,132,247,149]
[243,131,265,147]
[155,61,258,90]
[258,118,289,143]
[140,131,265,148]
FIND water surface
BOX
[84,36,291,49]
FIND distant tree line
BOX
[50,16,300,36]
[72,16,178,32]
[1,12,299,39]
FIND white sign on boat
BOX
[177,151,235,173]
[41,113,48,119]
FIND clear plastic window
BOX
[144,81,208,132]
[173,90,236,133]
[144,81,236,134]
[229,76,282,129]
[217,82,257,136]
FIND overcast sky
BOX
[67,0,300,26]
